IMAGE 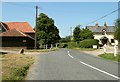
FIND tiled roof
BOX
[86,26,115,33]
[0,29,35,40]
[1,22,35,33]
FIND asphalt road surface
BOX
[26,49,119,80]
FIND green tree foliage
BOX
[73,25,81,42]
[80,28,94,41]
[59,36,71,43]
[73,25,94,42]
[36,13,60,45]
[114,19,120,43]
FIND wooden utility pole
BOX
[34,4,38,49]
[70,27,72,41]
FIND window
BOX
[23,40,26,43]
[102,29,106,35]
[111,39,115,43]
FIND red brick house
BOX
[0,22,35,49]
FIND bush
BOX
[67,42,79,48]
[79,39,99,48]
[6,64,30,80]
[58,43,68,48]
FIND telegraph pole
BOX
[70,27,72,41]
[34,2,38,49]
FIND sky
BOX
[1,2,119,37]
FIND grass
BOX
[1,53,34,80]
[98,53,120,62]
[26,48,58,52]
[68,47,97,51]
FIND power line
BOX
[3,2,119,27]
[82,8,120,27]
[5,2,42,9]
[5,2,36,8]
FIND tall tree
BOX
[36,13,60,45]
[73,25,81,42]
[114,18,120,43]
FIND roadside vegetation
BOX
[2,53,34,80]
[36,13,60,49]
[26,48,58,52]
[114,18,120,43]
[98,53,120,62]
[58,41,98,51]
[58,25,99,51]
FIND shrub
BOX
[5,64,30,80]
[79,39,99,48]
[67,42,79,48]
[58,43,68,48]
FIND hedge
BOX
[58,43,68,48]
[79,39,99,48]
[67,42,79,48]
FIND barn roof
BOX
[0,28,35,40]
[1,22,35,33]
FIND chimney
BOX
[104,22,107,27]
[95,22,98,27]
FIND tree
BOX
[80,28,94,41]
[36,13,60,45]
[59,36,71,43]
[114,18,120,43]
[73,25,81,42]
[73,26,94,43]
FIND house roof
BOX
[0,28,35,40]
[86,26,115,33]
[1,22,35,33]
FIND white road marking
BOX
[80,61,120,79]
[68,53,74,58]
[68,51,70,53]
[68,51,74,58]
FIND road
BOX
[26,49,119,80]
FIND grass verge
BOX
[98,53,120,62]
[26,48,58,52]
[68,47,97,51]
[2,54,34,80]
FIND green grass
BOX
[68,47,97,51]
[26,48,58,52]
[4,64,30,80]
[98,53,120,62]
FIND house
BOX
[0,22,35,49]
[86,22,118,45]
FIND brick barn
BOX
[0,22,35,49]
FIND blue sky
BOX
[2,2,118,37]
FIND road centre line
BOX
[80,61,120,80]
[67,50,119,79]
[68,51,74,58]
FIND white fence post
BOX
[44,45,45,49]
[114,44,117,56]
[56,44,58,48]
[46,44,47,49]
[103,44,106,53]
[51,44,53,49]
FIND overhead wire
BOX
[3,2,119,27]
[82,8,119,27]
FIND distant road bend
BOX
[26,49,119,80]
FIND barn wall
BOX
[26,33,35,39]
[0,37,34,49]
